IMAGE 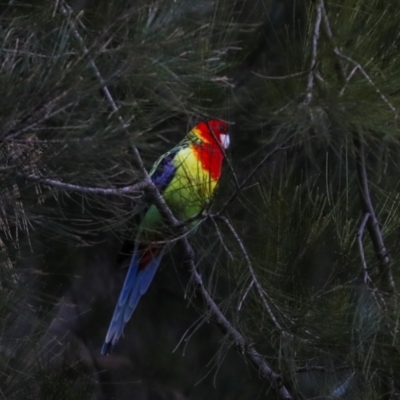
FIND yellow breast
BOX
[163,146,217,219]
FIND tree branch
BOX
[237,280,254,312]
[353,130,395,291]
[357,212,387,307]
[218,215,286,334]
[334,51,397,117]
[252,70,309,80]
[304,0,323,105]
[321,1,396,115]
[319,0,395,292]
[23,174,149,196]
[182,237,293,400]
[357,212,371,285]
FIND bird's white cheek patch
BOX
[220,134,230,149]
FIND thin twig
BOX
[334,51,397,117]
[252,70,309,80]
[237,280,254,312]
[218,216,285,334]
[357,212,371,285]
[58,2,132,128]
[172,314,210,354]
[354,129,395,291]
[357,212,386,308]
[24,174,149,196]
[2,49,76,58]
[211,217,234,260]
[215,141,287,216]
[5,137,94,144]
[296,365,350,373]
[339,65,359,96]
[304,0,323,105]
[319,1,347,81]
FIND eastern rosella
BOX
[102,120,230,354]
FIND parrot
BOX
[101,120,230,354]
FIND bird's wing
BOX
[150,146,182,192]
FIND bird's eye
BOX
[218,125,225,131]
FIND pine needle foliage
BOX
[2,0,400,399]
[203,0,400,398]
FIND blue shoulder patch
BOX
[150,149,178,192]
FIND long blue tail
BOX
[101,244,166,354]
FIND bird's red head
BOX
[193,120,230,149]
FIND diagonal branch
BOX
[182,238,293,400]
[237,280,254,312]
[218,215,286,334]
[339,65,359,96]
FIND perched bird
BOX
[102,120,230,354]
